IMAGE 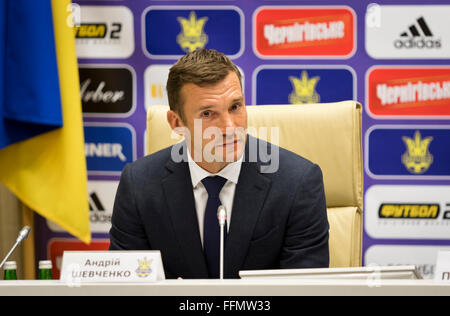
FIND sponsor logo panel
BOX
[367,67,450,118]
[365,185,450,240]
[365,245,450,279]
[366,5,450,59]
[79,65,135,117]
[75,6,134,58]
[142,6,244,59]
[88,181,119,233]
[88,180,119,234]
[253,66,355,105]
[254,6,356,58]
[366,126,450,179]
[84,124,136,175]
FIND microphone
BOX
[217,206,226,280]
[0,226,31,270]
[17,226,31,244]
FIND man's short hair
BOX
[166,49,242,121]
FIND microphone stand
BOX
[217,206,226,280]
[0,226,31,270]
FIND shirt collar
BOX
[187,149,243,188]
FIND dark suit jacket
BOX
[109,136,329,279]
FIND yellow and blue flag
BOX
[0,0,63,148]
[0,0,90,244]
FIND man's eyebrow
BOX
[231,96,244,103]
[196,97,244,112]
[197,105,214,112]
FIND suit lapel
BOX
[162,143,208,278]
[225,147,272,278]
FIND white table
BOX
[0,279,449,296]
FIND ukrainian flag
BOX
[0,0,90,243]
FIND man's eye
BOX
[231,104,240,111]
[201,111,211,118]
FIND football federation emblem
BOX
[288,71,320,104]
[401,130,434,174]
[136,257,152,278]
[176,11,208,53]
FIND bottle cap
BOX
[39,260,52,270]
[3,261,17,270]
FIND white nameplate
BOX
[434,251,450,283]
[60,251,165,284]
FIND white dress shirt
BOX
[187,150,243,247]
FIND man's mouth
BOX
[217,138,241,147]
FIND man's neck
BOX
[196,161,229,174]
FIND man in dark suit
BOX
[109,49,329,279]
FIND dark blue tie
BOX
[202,176,227,278]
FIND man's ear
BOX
[167,110,185,137]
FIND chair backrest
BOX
[146,101,363,268]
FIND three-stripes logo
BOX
[400,17,432,37]
[89,192,104,211]
[395,16,441,49]
[89,192,111,225]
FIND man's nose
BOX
[219,113,235,135]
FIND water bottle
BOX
[38,260,53,280]
[3,261,17,280]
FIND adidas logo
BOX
[400,17,433,38]
[394,16,441,49]
[89,192,111,224]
